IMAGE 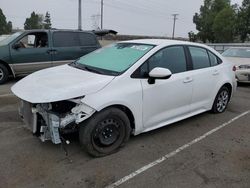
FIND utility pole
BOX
[78,0,82,30]
[101,0,104,29]
[172,14,179,39]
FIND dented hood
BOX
[11,64,115,103]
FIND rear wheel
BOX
[212,86,230,113]
[0,64,9,84]
[79,108,131,157]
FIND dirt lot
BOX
[0,81,250,188]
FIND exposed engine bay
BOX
[19,98,96,144]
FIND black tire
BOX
[0,64,9,84]
[211,86,230,113]
[79,107,131,157]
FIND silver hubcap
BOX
[0,68,3,81]
[216,90,229,112]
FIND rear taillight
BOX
[232,66,236,72]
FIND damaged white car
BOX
[12,39,236,157]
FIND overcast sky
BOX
[0,0,243,38]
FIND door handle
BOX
[183,77,193,83]
[47,49,57,55]
[212,70,219,75]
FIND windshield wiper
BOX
[70,62,118,76]
[83,65,104,74]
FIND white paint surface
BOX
[106,111,250,188]
[11,64,115,103]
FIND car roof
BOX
[226,47,250,50]
[23,29,94,34]
[119,39,207,48]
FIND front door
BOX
[10,32,52,75]
[140,46,193,129]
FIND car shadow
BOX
[237,82,250,88]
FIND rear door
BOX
[79,32,101,55]
[187,46,221,112]
[51,31,100,67]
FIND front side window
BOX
[53,32,80,47]
[15,32,48,48]
[189,46,210,69]
[146,46,187,74]
[71,43,154,75]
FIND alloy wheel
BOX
[216,90,229,112]
[0,68,4,81]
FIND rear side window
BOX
[53,32,80,47]
[208,51,220,66]
[189,47,210,69]
[79,33,97,46]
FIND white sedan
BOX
[222,47,250,83]
[12,39,236,157]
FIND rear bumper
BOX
[236,70,250,83]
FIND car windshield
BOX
[0,32,23,46]
[222,48,250,58]
[71,43,154,76]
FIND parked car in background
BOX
[222,47,250,83]
[12,39,236,157]
[0,29,102,84]
[0,35,10,41]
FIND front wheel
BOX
[212,86,230,113]
[79,108,131,157]
[0,64,9,84]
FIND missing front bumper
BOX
[19,100,95,144]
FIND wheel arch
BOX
[221,82,233,101]
[98,104,135,132]
[0,60,15,77]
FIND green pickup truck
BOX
[0,29,104,84]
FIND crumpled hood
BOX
[225,57,250,66]
[11,64,115,103]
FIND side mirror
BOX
[148,67,172,84]
[13,43,22,50]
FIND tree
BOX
[6,21,12,33]
[213,6,236,42]
[188,31,198,42]
[236,0,250,42]
[0,8,12,34]
[43,11,52,29]
[24,12,44,30]
[193,0,231,42]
